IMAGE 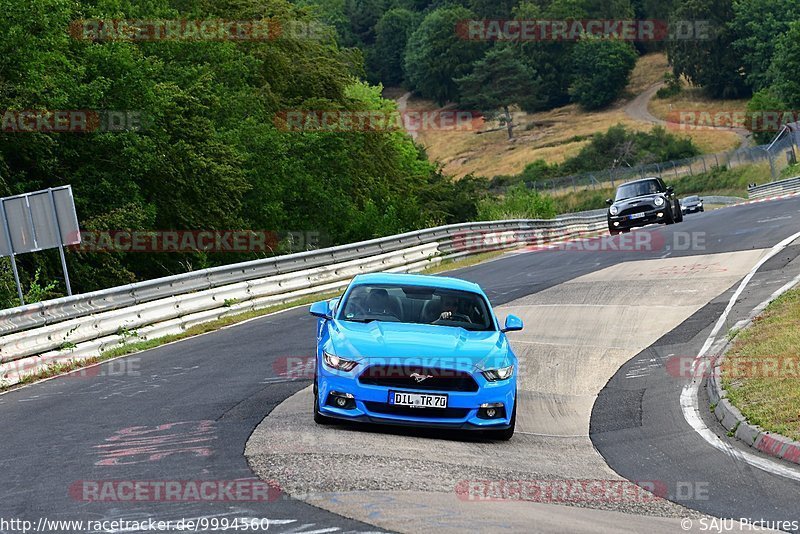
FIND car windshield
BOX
[684,196,699,202]
[615,180,663,201]
[338,283,495,332]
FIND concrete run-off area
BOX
[246,249,771,533]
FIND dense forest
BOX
[1,0,799,307]
[0,0,481,306]
[304,0,800,115]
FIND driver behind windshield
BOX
[438,294,461,321]
[365,288,399,318]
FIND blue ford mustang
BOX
[309,272,523,440]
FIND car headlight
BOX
[609,206,619,216]
[654,196,665,206]
[323,351,358,372]
[482,364,514,381]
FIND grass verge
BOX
[721,288,800,441]
[3,251,507,392]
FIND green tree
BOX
[513,0,583,111]
[477,183,556,221]
[0,0,481,307]
[579,0,635,18]
[731,0,799,92]
[369,8,420,86]
[767,21,800,109]
[297,0,362,48]
[456,44,543,139]
[404,6,487,105]
[569,36,638,110]
[631,0,676,52]
[746,89,787,145]
[343,0,386,44]
[667,0,748,98]
[467,0,517,18]
[558,124,699,174]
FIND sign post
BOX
[47,188,72,296]
[0,200,24,305]
[0,185,81,307]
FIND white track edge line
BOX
[680,230,800,482]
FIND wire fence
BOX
[525,133,799,196]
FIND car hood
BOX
[326,320,511,371]
[612,193,665,209]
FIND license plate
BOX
[390,391,448,408]
[628,212,645,220]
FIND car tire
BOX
[609,228,621,236]
[485,398,516,441]
[674,200,684,222]
[665,204,676,225]
[313,376,334,425]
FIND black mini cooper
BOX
[606,177,683,235]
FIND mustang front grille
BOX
[358,365,480,392]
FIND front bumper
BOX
[608,207,667,229]
[316,362,516,430]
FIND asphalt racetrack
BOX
[2,197,799,533]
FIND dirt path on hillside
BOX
[624,82,752,148]
[396,91,418,140]
[625,82,667,125]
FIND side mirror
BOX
[309,300,332,320]
[605,198,613,206]
[666,186,674,194]
[502,314,524,333]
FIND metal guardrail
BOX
[748,176,800,200]
[0,214,607,379]
[699,196,745,205]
